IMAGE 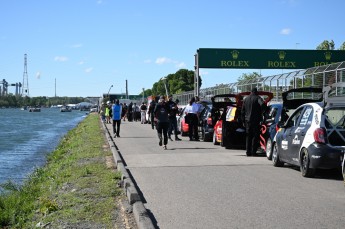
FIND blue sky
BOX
[1,0,345,97]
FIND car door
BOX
[287,106,314,165]
[280,107,304,164]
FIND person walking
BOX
[140,102,147,124]
[112,99,122,138]
[122,103,128,121]
[127,102,133,122]
[184,97,200,141]
[105,101,112,124]
[148,99,156,129]
[167,95,181,141]
[154,96,171,150]
[241,87,265,157]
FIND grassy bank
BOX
[0,114,126,228]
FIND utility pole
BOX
[22,54,29,97]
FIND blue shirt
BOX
[112,104,122,120]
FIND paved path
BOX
[106,121,345,229]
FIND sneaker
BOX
[168,137,173,141]
[159,139,162,146]
[175,137,181,141]
[113,134,116,138]
[117,135,120,137]
[163,145,167,150]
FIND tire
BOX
[341,155,345,181]
[266,138,273,160]
[200,128,205,141]
[272,143,284,167]
[213,132,219,145]
[300,148,315,178]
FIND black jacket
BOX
[241,92,264,124]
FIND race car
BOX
[272,82,345,177]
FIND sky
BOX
[1,0,345,97]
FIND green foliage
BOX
[0,114,122,227]
[237,72,263,92]
[316,40,335,50]
[150,69,200,96]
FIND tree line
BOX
[0,95,87,108]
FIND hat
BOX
[106,101,110,104]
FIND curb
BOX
[101,120,155,229]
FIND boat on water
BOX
[60,106,72,112]
[28,107,41,112]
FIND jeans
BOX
[112,119,121,136]
[168,117,178,138]
[156,122,169,145]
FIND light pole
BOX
[142,88,145,102]
[107,85,113,101]
[160,77,169,98]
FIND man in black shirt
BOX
[241,88,265,156]
[167,95,182,141]
[154,96,171,150]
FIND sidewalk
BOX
[103,120,271,229]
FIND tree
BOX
[237,72,263,92]
[150,69,200,96]
[316,40,335,50]
[339,42,345,50]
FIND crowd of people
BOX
[100,89,265,154]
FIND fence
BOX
[174,61,345,106]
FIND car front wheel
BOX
[266,138,273,160]
[300,148,315,178]
[272,143,284,167]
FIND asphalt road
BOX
[106,121,344,229]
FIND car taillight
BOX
[313,128,326,144]
[207,117,212,125]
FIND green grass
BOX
[0,114,122,228]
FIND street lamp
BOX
[160,77,169,98]
[107,85,113,101]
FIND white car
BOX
[272,82,345,178]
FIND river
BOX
[0,108,87,186]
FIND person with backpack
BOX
[154,96,171,150]
[167,95,181,141]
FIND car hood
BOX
[282,87,323,109]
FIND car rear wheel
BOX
[342,155,345,181]
[213,132,219,145]
[272,143,284,167]
[300,148,315,178]
[266,138,273,160]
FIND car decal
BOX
[260,124,267,150]
[292,135,301,144]
[294,127,305,133]
[282,140,288,150]
[314,114,319,125]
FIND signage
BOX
[197,48,345,69]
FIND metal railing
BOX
[174,61,345,106]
